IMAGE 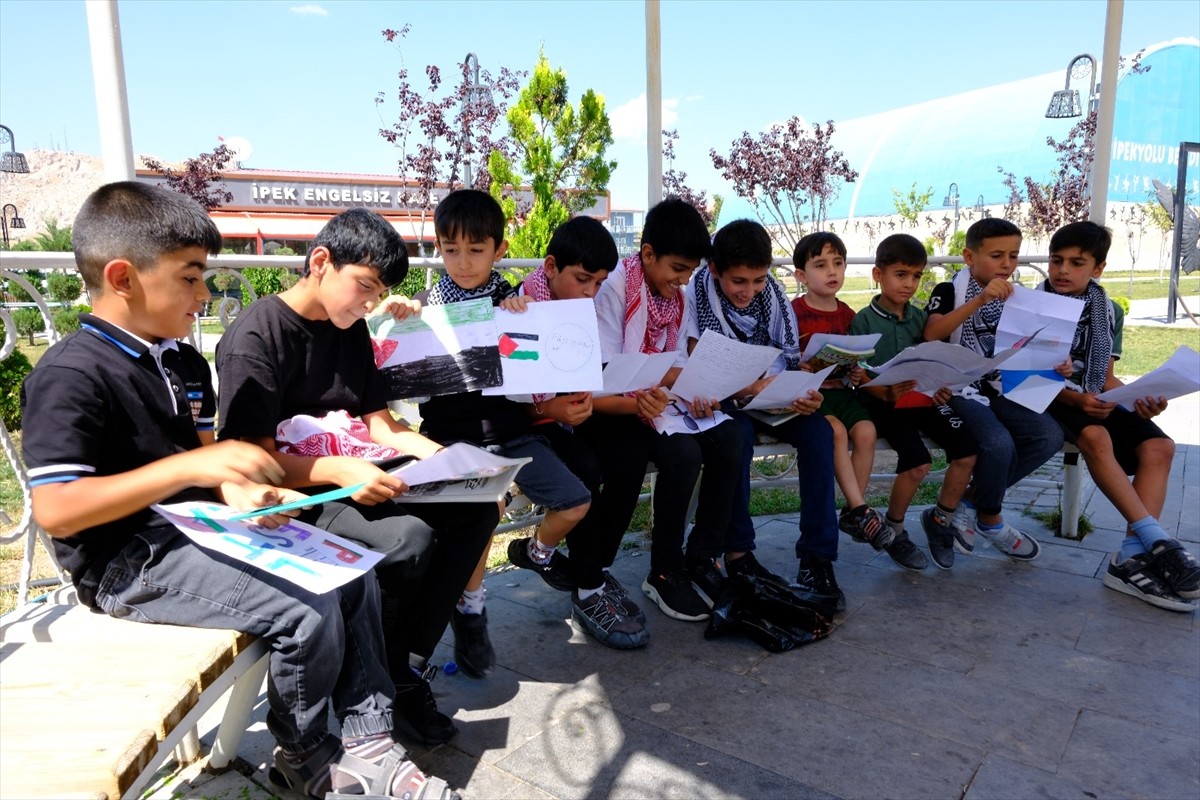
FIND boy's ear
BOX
[794,267,808,286]
[961,247,976,267]
[308,246,332,277]
[871,265,883,284]
[493,239,509,261]
[1092,259,1106,278]
[102,259,136,298]
[640,242,656,264]
[543,255,558,277]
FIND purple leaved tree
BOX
[710,118,857,252]
[142,144,234,211]
[999,112,1097,245]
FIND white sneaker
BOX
[951,505,977,554]
[978,520,1040,561]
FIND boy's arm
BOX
[924,278,1013,342]
[362,408,443,459]
[239,434,409,505]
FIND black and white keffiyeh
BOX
[426,271,517,307]
[1040,278,1113,394]
[692,264,801,370]
[955,270,1004,358]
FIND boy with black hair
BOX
[791,231,927,571]
[1042,221,1198,611]
[578,197,745,623]
[925,218,1062,561]
[503,216,650,648]
[851,234,979,570]
[419,190,607,658]
[685,219,851,608]
[216,207,498,749]
[23,183,458,800]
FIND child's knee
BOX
[1077,425,1113,456]
[952,453,977,470]
[555,500,590,525]
[1138,436,1175,468]
[849,421,876,447]
[902,462,931,481]
[827,415,847,445]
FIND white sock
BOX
[458,585,486,615]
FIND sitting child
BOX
[851,234,979,570]
[22,182,458,800]
[1042,221,1198,611]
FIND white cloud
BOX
[289,4,328,16]
[610,93,679,141]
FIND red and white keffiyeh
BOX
[621,253,683,355]
[276,410,401,460]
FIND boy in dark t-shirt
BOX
[217,208,497,748]
[22,183,458,800]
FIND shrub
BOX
[46,272,83,304]
[1112,295,1131,315]
[11,308,44,345]
[240,267,299,305]
[53,305,87,335]
[0,348,32,431]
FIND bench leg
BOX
[1061,451,1083,540]
[175,728,202,765]
[208,651,269,771]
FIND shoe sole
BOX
[951,532,975,555]
[641,579,710,622]
[993,540,1041,562]
[569,610,650,649]
[1103,571,1198,612]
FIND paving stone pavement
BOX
[148,437,1200,800]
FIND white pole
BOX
[1090,0,1123,224]
[85,0,135,182]
[645,0,663,208]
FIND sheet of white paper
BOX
[371,299,497,368]
[651,405,729,436]
[671,330,781,402]
[481,299,604,395]
[596,352,677,396]
[867,341,1021,394]
[800,333,881,362]
[744,365,837,410]
[1004,374,1067,414]
[996,284,1084,371]
[1097,345,1200,410]
[390,442,528,485]
[152,502,383,594]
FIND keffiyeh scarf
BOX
[426,271,517,307]
[521,266,554,301]
[622,253,683,355]
[954,269,1004,358]
[1040,278,1113,394]
[692,264,801,370]
[276,410,400,460]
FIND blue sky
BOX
[1,0,1196,217]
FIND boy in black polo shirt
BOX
[20,182,458,800]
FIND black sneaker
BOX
[795,556,846,613]
[507,537,575,591]
[449,608,494,679]
[885,531,929,571]
[393,664,458,745]
[725,552,787,584]
[1148,539,1200,599]
[921,507,956,570]
[642,569,712,621]
[602,571,646,623]
[571,590,650,649]
[1103,552,1197,612]
[685,556,728,608]
[839,505,895,551]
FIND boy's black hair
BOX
[792,231,847,268]
[640,197,712,261]
[72,181,222,293]
[964,217,1022,250]
[307,208,409,286]
[711,219,772,273]
[434,189,506,247]
[1049,220,1112,263]
[875,233,928,269]
[546,216,618,274]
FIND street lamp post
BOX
[0,125,30,174]
[975,194,988,218]
[1045,54,1098,120]
[1,203,26,247]
[943,182,960,241]
[459,52,491,190]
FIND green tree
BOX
[46,272,83,304]
[892,183,935,226]
[489,51,616,258]
[0,347,33,431]
[31,218,73,252]
[11,307,44,345]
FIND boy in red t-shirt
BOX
[791,232,927,570]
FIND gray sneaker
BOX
[950,504,977,554]
[572,590,650,649]
[921,507,955,570]
[978,521,1040,561]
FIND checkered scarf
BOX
[1039,278,1113,394]
[692,264,800,370]
[956,270,1004,358]
[622,253,683,355]
[521,266,554,301]
[426,270,517,307]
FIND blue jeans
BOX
[95,528,393,753]
[948,394,1064,516]
[727,411,839,561]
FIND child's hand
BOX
[981,279,1014,303]
[789,390,823,415]
[635,386,669,420]
[883,380,918,402]
[377,295,422,321]
[797,360,814,373]
[178,440,285,488]
[1053,358,1074,378]
[219,482,310,529]
[685,397,720,418]
[846,366,868,388]
[335,457,408,505]
[1132,395,1168,419]
[932,387,954,405]
[1078,393,1116,419]
[538,392,593,426]
[499,296,531,313]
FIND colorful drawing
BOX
[499,332,540,360]
[370,299,503,398]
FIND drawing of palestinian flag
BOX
[372,337,399,368]
[498,332,540,361]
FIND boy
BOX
[1042,221,1198,611]
[418,190,606,661]
[577,198,745,623]
[925,218,1062,560]
[21,182,457,800]
[851,234,979,569]
[792,231,927,571]
[216,207,498,747]
[685,219,850,608]
[504,216,649,648]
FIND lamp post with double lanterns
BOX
[1,203,26,248]
[1045,54,1098,120]
[0,124,30,174]
[459,52,493,190]
[975,194,988,219]
[943,182,960,241]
